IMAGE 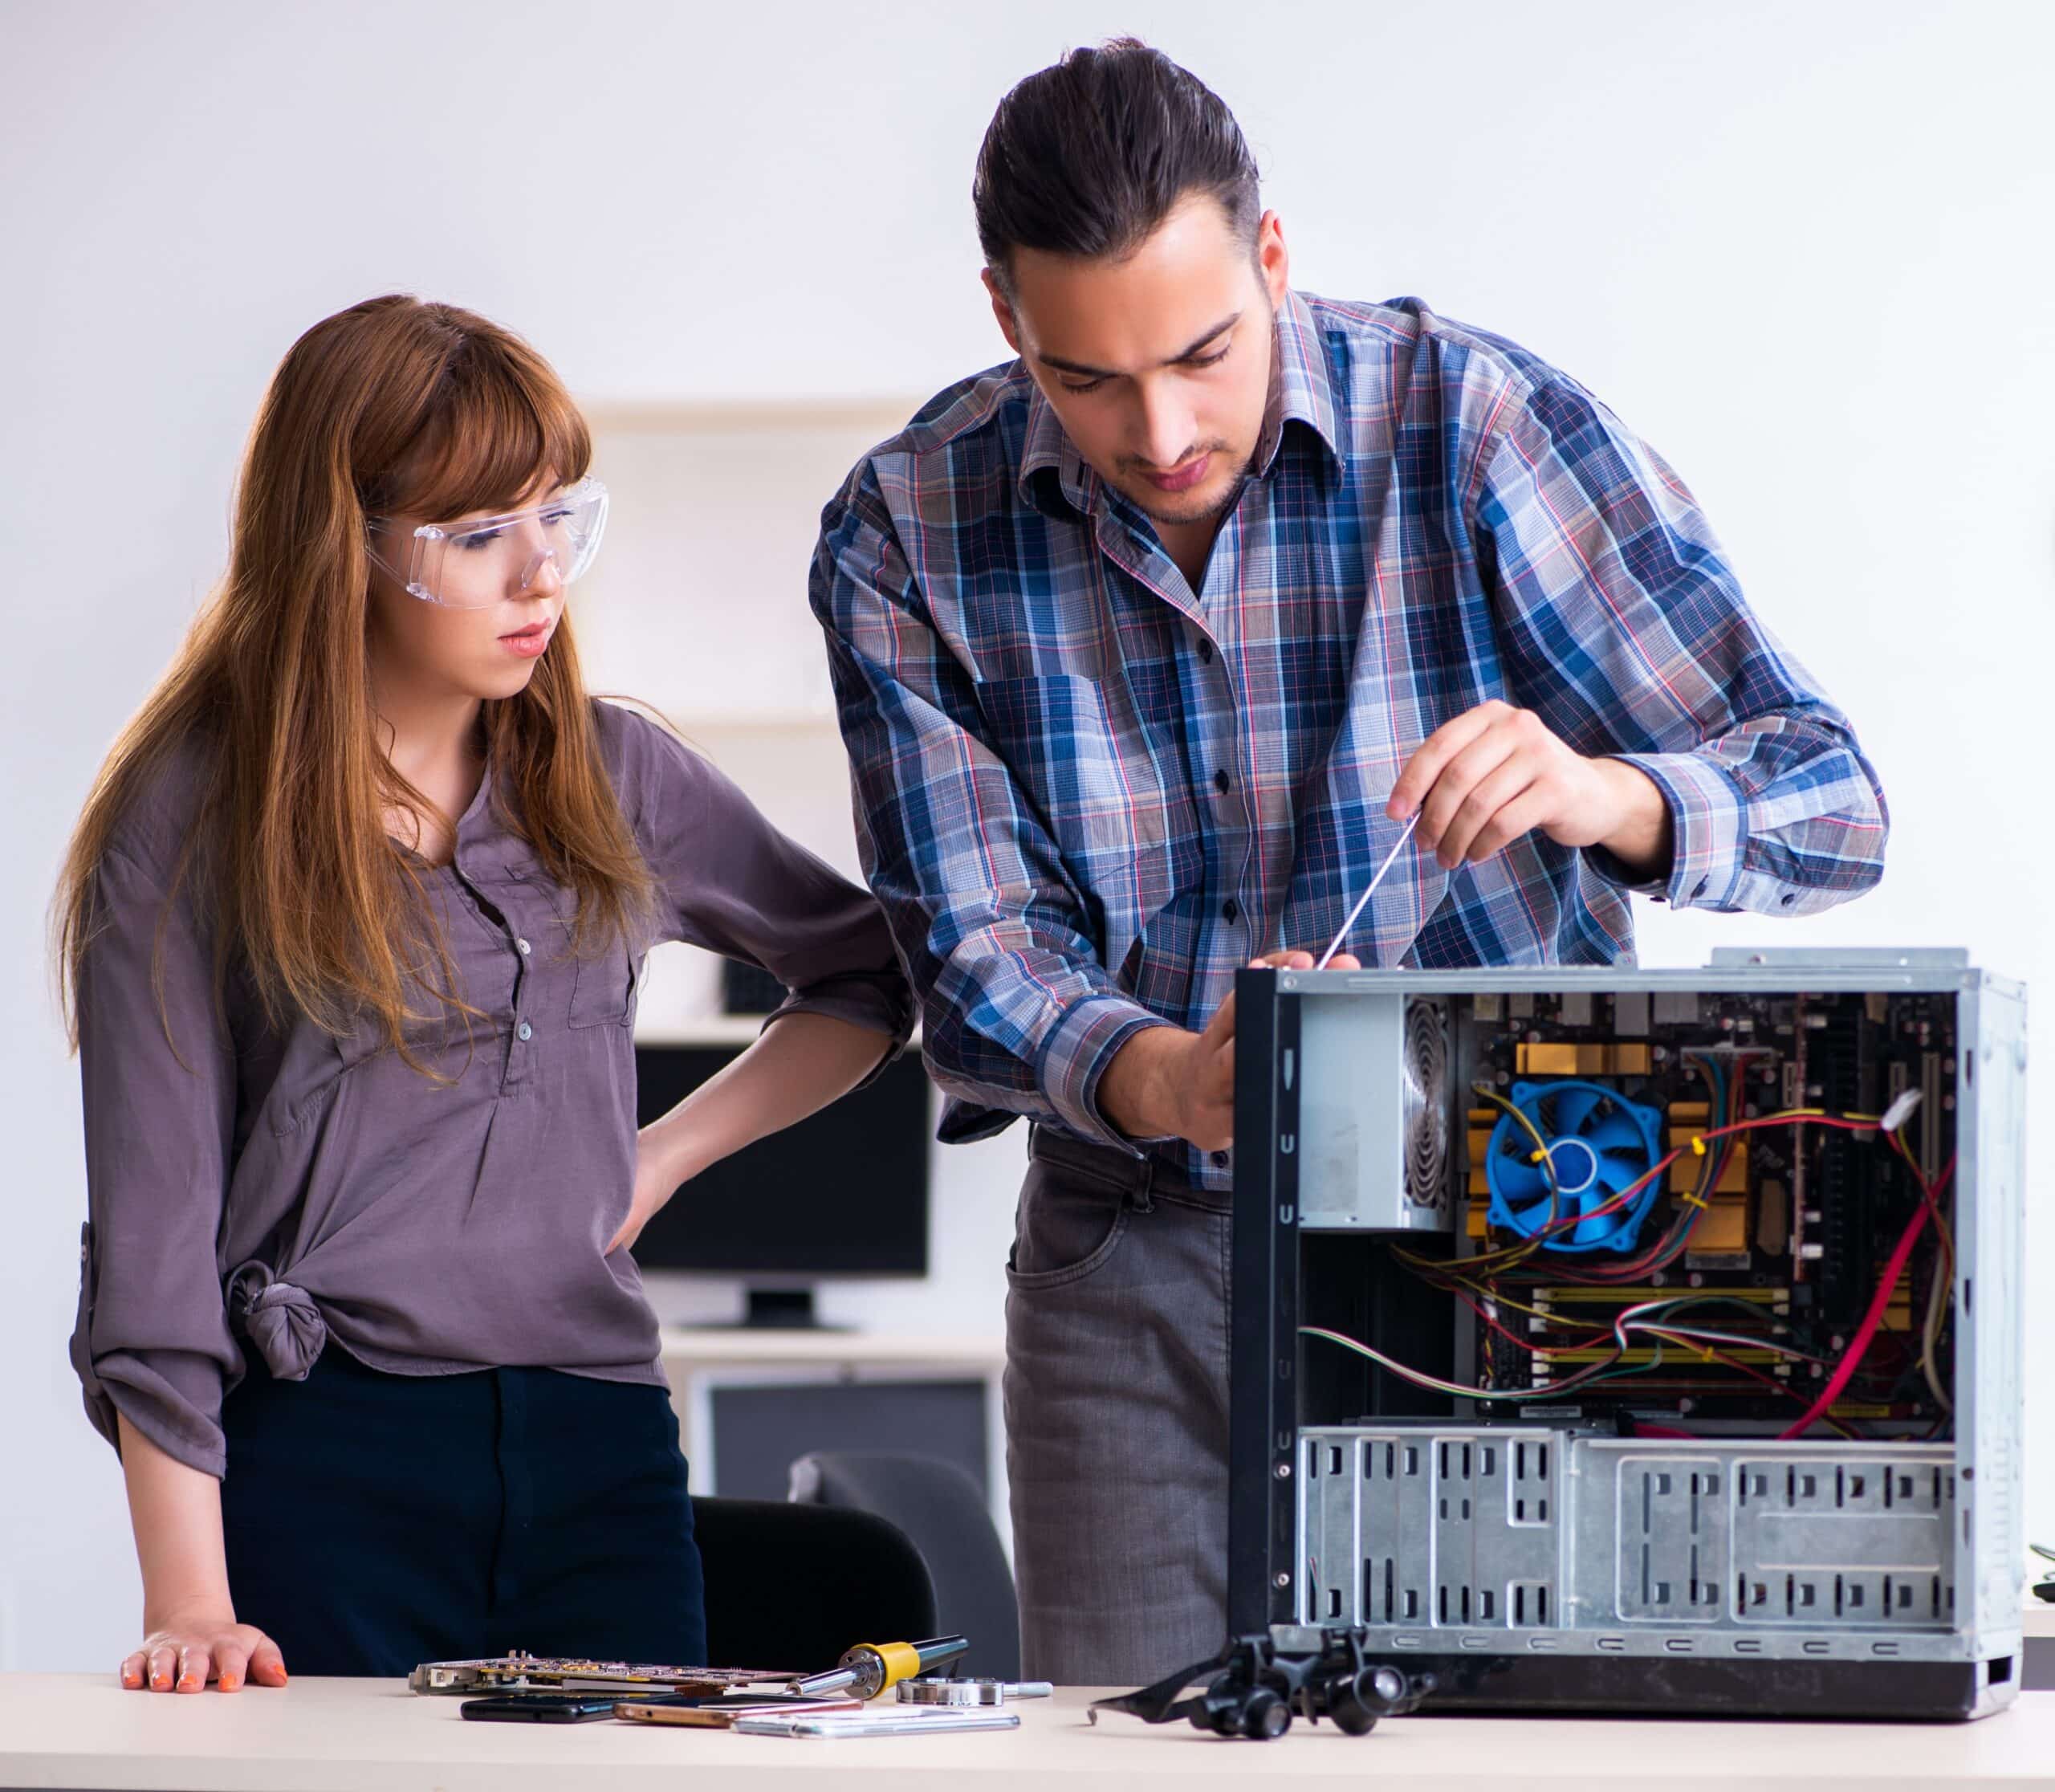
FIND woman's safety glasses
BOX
[365,477,608,609]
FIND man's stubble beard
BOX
[1120,449,1255,529]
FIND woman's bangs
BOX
[394,348,592,524]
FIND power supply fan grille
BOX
[1401,999,1451,1208]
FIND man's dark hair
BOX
[973,39,1260,292]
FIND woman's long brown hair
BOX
[54,294,653,1066]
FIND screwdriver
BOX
[787,1635,971,1701]
[1314,811,1421,970]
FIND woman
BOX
[55,295,912,1692]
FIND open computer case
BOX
[1228,947,2025,1720]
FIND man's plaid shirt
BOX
[810,291,1887,1191]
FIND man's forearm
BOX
[1096,949,1353,1152]
[1096,1024,1190,1143]
[1097,996,1238,1153]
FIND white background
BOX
[2,0,2049,1671]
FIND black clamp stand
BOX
[1089,1625,1435,1741]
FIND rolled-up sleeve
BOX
[808,471,1174,1153]
[71,843,239,1479]
[1475,376,1890,915]
[631,713,913,1081]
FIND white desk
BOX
[2,1679,2052,1790]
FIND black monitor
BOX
[629,1042,930,1327]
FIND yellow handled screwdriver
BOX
[787,1635,971,1700]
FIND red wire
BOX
[1777,1155,1955,1440]
[1463,1102,1949,1441]
[1527,1112,1884,1287]
[1502,1111,1880,1261]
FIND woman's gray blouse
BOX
[70,701,913,1477]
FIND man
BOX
[809,40,1886,1685]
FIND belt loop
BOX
[1131,1155,1156,1216]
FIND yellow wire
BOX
[1394,1084,1573,1276]
[1469,1085,1560,1269]
[1481,1083,1558,1169]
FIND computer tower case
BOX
[1228,947,2025,1719]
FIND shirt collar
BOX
[1255,287,1344,478]
[1015,287,1344,515]
[1018,373,1095,517]
[447,748,532,882]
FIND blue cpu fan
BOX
[1483,1080,1666,1253]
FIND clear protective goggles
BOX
[365,476,608,609]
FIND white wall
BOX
[2,0,2049,1672]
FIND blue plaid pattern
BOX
[811,292,1887,1189]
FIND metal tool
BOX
[735,1708,1020,1737]
[897,1677,1054,1706]
[787,1635,971,1701]
[1313,812,1420,970]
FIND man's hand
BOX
[1388,699,1673,879]
[1097,949,1360,1151]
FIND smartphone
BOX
[461,1693,634,1723]
[616,1695,863,1728]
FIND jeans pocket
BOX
[1004,1165,1131,1292]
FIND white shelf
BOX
[636,1016,778,1048]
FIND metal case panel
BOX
[1302,1428,1962,1654]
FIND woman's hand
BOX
[606,1125,701,1256]
[120,1606,287,1692]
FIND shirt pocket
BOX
[973,671,1192,980]
[568,934,641,1029]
